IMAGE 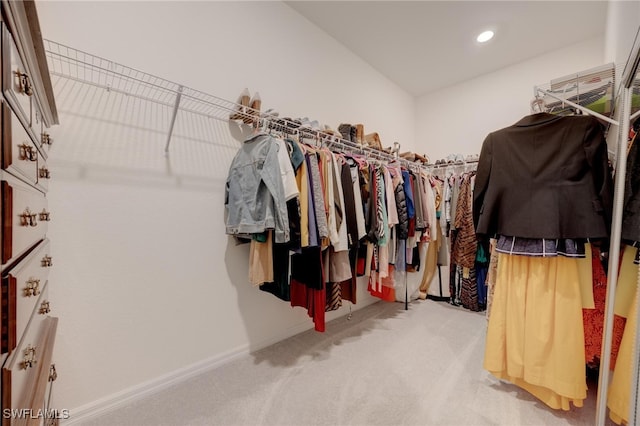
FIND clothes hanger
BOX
[530,96,547,114]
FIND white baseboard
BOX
[62,300,381,425]
[61,320,315,425]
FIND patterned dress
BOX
[451,173,479,311]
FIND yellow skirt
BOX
[484,253,587,410]
[608,288,638,424]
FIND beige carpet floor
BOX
[83,299,613,426]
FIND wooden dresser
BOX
[0,1,60,425]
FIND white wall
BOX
[605,0,640,73]
[35,1,416,418]
[415,37,605,161]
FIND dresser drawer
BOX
[1,25,31,130]
[1,174,48,267]
[1,104,41,188]
[0,281,49,358]
[30,105,43,157]
[1,316,57,426]
[1,239,51,354]
[35,153,49,195]
[31,106,51,161]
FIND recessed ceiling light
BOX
[476,30,495,43]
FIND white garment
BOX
[421,172,437,242]
[384,167,399,227]
[350,164,367,240]
[378,244,389,279]
[325,152,341,246]
[332,154,349,252]
[275,138,299,201]
[389,227,397,266]
[364,242,374,277]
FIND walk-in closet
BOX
[0,1,639,425]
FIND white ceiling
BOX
[285,1,608,96]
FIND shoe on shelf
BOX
[414,153,428,163]
[338,123,352,141]
[350,125,358,144]
[229,88,250,121]
[356,124,364,144]
[322,124,340,137]
[243,92,261,124]
[299,117,311,128]
[365,132,382,151]
[400,151,415,161]
[309,120,321,131]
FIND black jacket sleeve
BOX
[473,133,493,235]
[583,117,613,237]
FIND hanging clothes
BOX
[474,113,612,240]
[448,171,479,310]
[259,140,303,301]
[607,287,638,425]
[338,160,362,304]
[607,131,640,423]
[418,176,441,299]
[582,245,626,370]
[225,133,291,243]
[225,128,434,331]
[477,113,614,411]
[484,252,587,410]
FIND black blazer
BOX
[473,113,613,239]
[623,135,640,243]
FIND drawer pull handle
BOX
[39,209,51,221]
[20,345,37,370]
[18,143,38,162]
[42,133,53,146]
[41,255,53,267]
[20,208,37,227]
[39,167,51,179]
[24,278,40,297]
[39,300,50,315]
[49,364,57,382]
[15,71,33,96]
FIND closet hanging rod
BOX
[279,120,423,170]
[534,86,619,126]
[429,159,478,169]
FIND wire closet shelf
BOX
[533,62,618,126]
[44,39,240,121]
[44,39,477,172]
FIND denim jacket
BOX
[225,133,290,243]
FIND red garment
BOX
[367,261,396,302]
[290,248,326,332]
[367,279,395,301]
[583,246,626,369]
[290,278,326,332]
